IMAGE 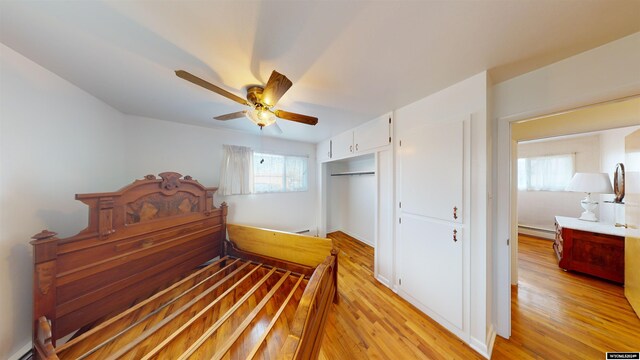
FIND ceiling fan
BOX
[175,70,318,131]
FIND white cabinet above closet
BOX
[318,138,332,163]
[331,131,354,160]
[354,113,392,153]
[318,112,392,162]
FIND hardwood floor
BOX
[493,235,640,359]
[320,232,484,360]
[321,232,640,359]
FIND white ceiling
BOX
[1,1,639,143]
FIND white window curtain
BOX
[219,145,254,195]
[518,153,575,191]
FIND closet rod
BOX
[330,171,375,177]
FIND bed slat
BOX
[56,257,235,357]
[245,274,305,360]
[181,270,291,360]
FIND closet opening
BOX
[326,153,376,247]
[319,145,394,289]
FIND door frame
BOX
[495,93,640,338]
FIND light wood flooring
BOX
[321,232,640,359]
[493,235,640,359]
[320,232,483,359]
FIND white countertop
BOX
[555,216,626,237]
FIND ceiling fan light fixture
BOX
[246,108,276,128]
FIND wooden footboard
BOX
[226,223,339,360]
[280,251,339,360]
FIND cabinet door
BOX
[398,216,463,329]
[400,120,464,223]
[331,131,354,160]
[354,113,391,153]
[397,117,467,330]
[317,139,332,163]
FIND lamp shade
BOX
[565,172,614,194]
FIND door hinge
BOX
[399,217,402,224]
[507,239,510,246]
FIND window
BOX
[253,152,308,193]
[518,154,575,191]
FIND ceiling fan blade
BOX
[214,111,247,121]
[175,70,249,106]
[274,110,318,126]
[269,122,284,135]
[262,70,293,106]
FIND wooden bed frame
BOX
[30,172,338,359]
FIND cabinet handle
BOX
[356,144,359,151]
[328,151,331,158]
[453,206,458,220]
[453,229,458,242]
[350,145,353,152]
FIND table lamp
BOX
[565,172,614,222]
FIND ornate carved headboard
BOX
[31,172,227,342]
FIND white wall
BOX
[326,154,375,246]
[494,33,640,121]
[394,71,493,356]
[493,32,640,338]
[0,44,127,359]
[123,115,318,234]
[600,125,640,224]
[517,135,600,236]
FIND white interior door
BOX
[397,118,466,330]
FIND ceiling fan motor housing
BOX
[246,86,264,105]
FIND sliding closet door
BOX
[398,119,466,331]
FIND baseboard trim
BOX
[337,229,374,247]
[8,342,31,360]
[375,274,391,288]
[487,325,497,358]
[518,226,554,240]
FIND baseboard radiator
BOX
[518,224,555,240]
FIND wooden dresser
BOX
[554,216,625,284]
